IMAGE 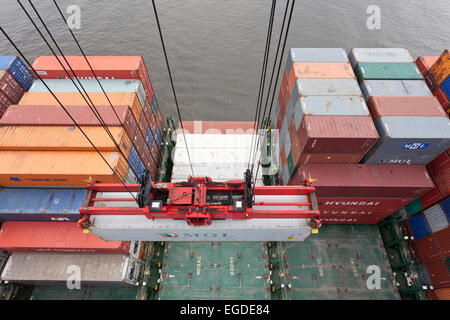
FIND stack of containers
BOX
[2,56,162,185]
[0,56,35,117]
[290,164,434,224]
[276,48,379,185]
[406,197,450,290]
[350,48,450,165]
[423,50,450,115]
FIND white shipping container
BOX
[1,253,143,286]
[423,204,449,233]
[292,78,362,96]
[348,48,413,68]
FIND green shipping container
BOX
[354,62,423,82]
[405,198,423,217]
[287,151,295,181]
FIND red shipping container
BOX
[280,145,287,169]
[427,150,450,178]
[434,227,450,258]
[295,153,364,167]
[433,171,450,198]
[0,70,24,104]
[420,187,443,209]
[416,56,439,76]
[317,197,412,215]
[143,98,158,134]
[366,96,445,121]
[434,288,450,300]
[433,87,450,114]
[32,56,155,102]
[277,70,290,118]
[296,115,379,154]
[425,72,439,92]
[0,91,13,117]
[0,221,130,254]
[424,257,450,289]
[293,164,434,198]
[414,235,443,261]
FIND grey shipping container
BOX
[415,264,433,289]
[0,188,86,222]
[423,204,449,233]
[360,80,432,101]
[0,253,143,286]
[286,48,349,76]
[348,48,413,68]
[292,78,362,97]
[362,116,450,164]
[293,96,369,130]
[362,152,439,165]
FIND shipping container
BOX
[408,214,431,240]
[414,235,442,261]
[348,48,413,68]
[424,257,450,289]
[425,72,439,92]
[416,56,439,76]
[295,115,379,154]
[31,56,154,99]
[362,116,450,165]
[294,152,365,165]
[429,50,449,85]
[360,80,432,101]
[287,62,355,93]
[441,75,450,98]
[441,198,450,221]
[0,70,24,104]
[19,92,143,132]
[354,62,422,82]
[29,79,147,114]
[319,215,386,224]
[366,96,445,121]
[432,88,450,114]
[0,222,131,254]
[0,56,35,90]
[0,88,13,117]
[292,96,369,129]
[423,204,449,233]
[290,78,362,97]
[1,253,143,286]
[285,48,348,77]
[427,150,450,178]
[0,188,85,222]
[434,288,450,300]
[294,164,434,198]
[0,151,129,187]
[317,197,412,215]
[415,264,433,288]
[419,188,443,210]
[434,227,450,258]
[0,126,132,153]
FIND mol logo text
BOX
[402,143,429,150]
[159,232,232,239]
[159,233,179,238]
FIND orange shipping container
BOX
[0,126,132,154]
[19,92,143,128]
[0,151,129,186]
[430,50,449,84]
[288,62,355,95]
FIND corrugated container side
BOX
[348,48,413,68]
[434,227,450,258]
[424,257,450,289]
[292,78,362,96]
[366,96,445,120]
[0,56,35,90]
[434,288,450,300]
[408,214,431,240]
[414,235,443,260]
[0,70,24,103]
[354,62,422,82]
[0,222,129,254]
[441,198,450,221]
[286,48,348,77]
[429,50,449,85]
[415,264,433,288]
[0,188,85,222]
[294,164,434,198]
[432,88,450,114]
[423,204,449,233]
[441,76,450,98]
[419,187,442,210]
[360,80,432,101]
[415,56,439,76]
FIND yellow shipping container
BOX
[0,151,129,186]
[0,126,132,154]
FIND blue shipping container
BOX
[0,56,35,90]
[129,145,145,180]
[408,213,431,240]
[155,127,162,148]
[0,188,85,222]
[145,127,154,150]
[440,197,450,222]
[441,75,450,99]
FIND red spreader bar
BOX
[78,177,321,228]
